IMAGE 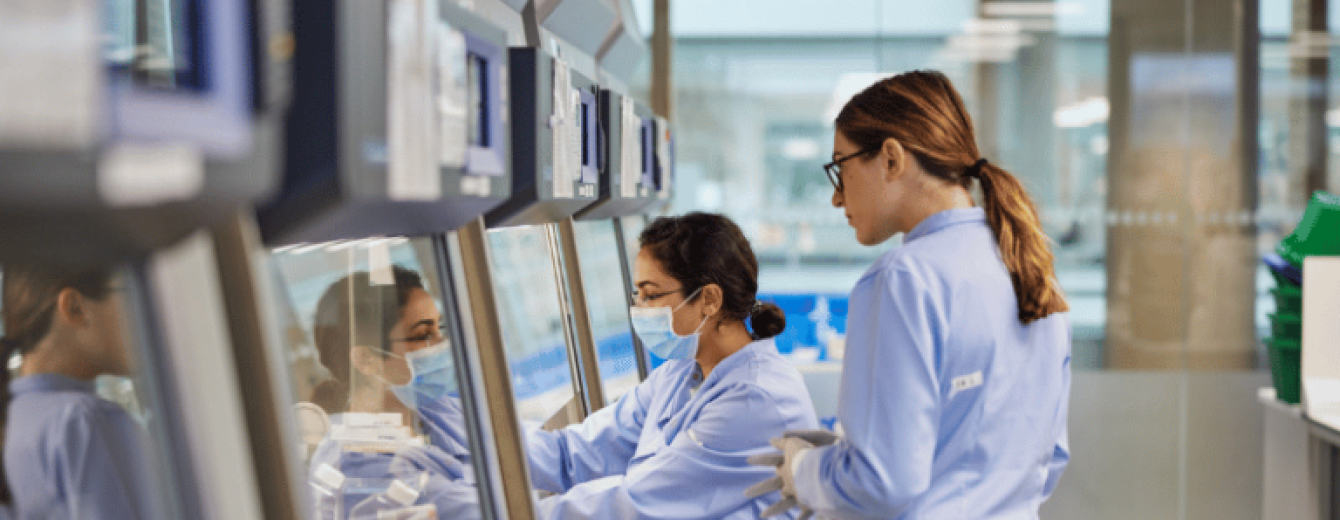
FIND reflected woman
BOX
[305,265,482,519]
[1,265,162,520]
[308,265,470,466]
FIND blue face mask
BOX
[384,341,458,409]
[629,287,709,360]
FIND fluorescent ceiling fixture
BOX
[947,33,1036,51]
[963,17,1023,35]
[289,242,330,255]
[324,240,362,252]
[935,27,1036,64]
[1012,18,1056,32]
[981,1,1084,18]
[1288,32,1334,59]
[1326,107,1340,128]
[360,237,391,249]
[782,138,821,161]
[1053,97,1109,128]
[822,72,900,124]
[934,46,1020,64]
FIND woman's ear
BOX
[881,137,907,183]
[349,346,383,378]
[700,284,724,318]
[55,288,88,328]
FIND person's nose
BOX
[832,188,844,208]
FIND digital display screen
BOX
[104,0,208,92]
[642,119,654,188]
[467,53,488,147]
[580,101,589,167]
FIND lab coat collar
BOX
[905,207,987,243]
[700,338,776,388]
[9,373,96,396]
[658,338,778,441]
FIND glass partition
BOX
[617,215,647,281]
[485,226,578,424]
[615,215,650,373]
[572,220,640,404]
[1,263,175,519]
[268,238,484,520]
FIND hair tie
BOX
[967,158,989,178]
[750,300,763,315]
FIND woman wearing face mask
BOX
[304,265,488,520]
[522,212,818,519]
[750,71,1071,519]
[1,264,163,520]
[308,265,469,465]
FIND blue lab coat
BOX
[4,374,160,520]
[792,208,1072,519]
[527,338,818,519]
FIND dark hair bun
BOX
[751,302,787,339]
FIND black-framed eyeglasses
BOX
[390,323,448,344]
[823,146,878,192]
[630,288,684,307]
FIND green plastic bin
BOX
[1277,191,1340,268]
[1266,336,1301,405]
[1270,312,1302,341]
[1272,285,1302,315]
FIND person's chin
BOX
[854,228,878,246]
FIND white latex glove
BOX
[746,436,815,518]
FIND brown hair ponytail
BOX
[974,161,1069,323]
[836,70,1067,324]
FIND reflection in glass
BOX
[485,226,576,423]
[1,265,171,519]
[572,221,639,403]
[270,238,482,520]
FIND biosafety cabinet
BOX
[647,114,676,213]
[484,46,602,227]
[0,0,289,265]
[577,89,663,220]
[0,1,296,519]
[258,0,512,244]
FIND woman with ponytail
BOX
[522,212,818,519]
[1,264,162,519]
[749,71,1072,519]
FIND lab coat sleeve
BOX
[536,384,799,519]
[418,395,473,463]
[417,473,486,520]
[54,402,157,520]
[1043,424,1070,498]
[1044,331,1073,499]
[793,264,942,519]
[524,377,653,493]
